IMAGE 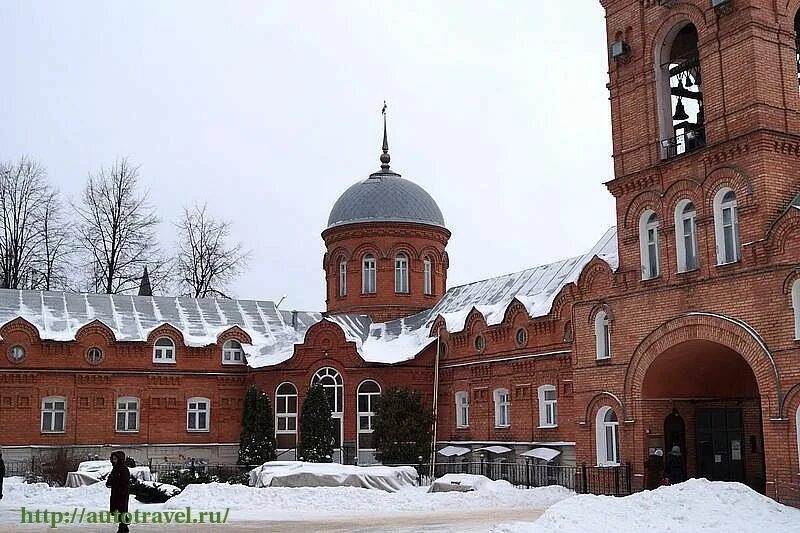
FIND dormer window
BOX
[153,337,176,363]
[362,254,376,294]
[222,339,245,365]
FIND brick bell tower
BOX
[322,109,450,322]
[602,0,800,283]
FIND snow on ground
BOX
[493,478,800,533]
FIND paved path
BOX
[0,507,544,532]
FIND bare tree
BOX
[73,158,169,294]
[0,157,71,290]
[175,203,250,298]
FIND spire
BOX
[380,101,391,171]
[138,266,152,297]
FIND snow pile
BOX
[517,478,800,533]
[429,474,513,493]
[137,480,181,497]
[1,477,110,509]
[248,461,418,492]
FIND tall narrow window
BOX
[714,189,740,265]
[41,397,66,433]
[187,397,210,432]
[796,405,800,473]
[423,257,433,295]
[792,280,800,340]
[538,385,558,428]
[275,382,298,449]
[494,388,510,428]
[153,337,176,363]
[116,397,140,432]
[222,339,245,364]
[312,367,343,448]
[395,253,409,293]
[357,380,381,450]
[795,10,800,90]
[362,254,376,294]
[658,23,704,159]
[596,406,620,466]
[675,200,698,272]
[595,310,611,360]
[338,258,347,297]
[639,211,660,279]
[455,391,469,428]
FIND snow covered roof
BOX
[0,290,320,368]
[327,227,618,365]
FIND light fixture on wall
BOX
[610,40,630,60]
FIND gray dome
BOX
[327,172,446,229]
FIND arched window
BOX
[41,396,66,433]
[658,23,704,159]
[357,380,381,450]
[275,382,298,449]
[675,200,698,272]
[187,397,210,432]
[362,254,376,294]
[713,189,740,265]
[792,280,800,340]
[795,10,800,90]
[313,367,343,448]
[796,405,800,472]
[423,257,433,295]
[494,388,510,428]
[395,253,409,293]
[538,385,558,428]
[338,257,347,297]
[153,337,176,363]
[595,310,611,360]
[455,391,469,428]
[222,339,245,364]
[116,397,140,432]
[639,210,660,279]
[596,406,620,466]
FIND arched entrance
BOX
[640,339,765,491]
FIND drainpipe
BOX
[430,326,443,476]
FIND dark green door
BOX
[696,409,745,482]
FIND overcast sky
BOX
[0,1,615,312]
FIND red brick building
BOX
[2,0,800,504]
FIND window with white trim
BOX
[116,397,139,432]
[538,385,558,428]
[455,391,469,428]
[362,254,376,294]
[395,253,409,293]
[357,380,381,449]
[41,396,66,433]
[423,257,433,295]
[792,280,800,340]
[153,337,176,363]
[275,382,297,448]
[675,200,698,272]
[595,310,611,360]
[714,189,740,265]
[222,339,245,364]
[338,257,347,297]
[639,210,660,279]
[187,397,210,432]
[596,406,620,466]
[796,405,800,473]
[494,388,510,428]
[312,367,344,448]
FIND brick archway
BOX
[624,312,781,419]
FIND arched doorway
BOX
[640,340,765,491]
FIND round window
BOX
[8,344,26,363]
[86,347,104,364]
[515,328,528,347]
[474,335,485,353]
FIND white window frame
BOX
[713,188,740,265]
[187,397,210,432]
[153,336,176,363]
[792,280,800,340]
[595,310,611,360]
[455,391,469,428]
[796,405,800,474]
[674,200,698,272]
[537,385,558,428]
[41,396,66,433]
[395,253,409,293]
[275,382,298,438]
[116,396,140,433]
[312,367,344,448]
[222,339,245,365]
[338,258,347,297]
[494,388,510,428]
[357,380,381,450]
[639,210,660,280]
[423,257,433,295]
[362,254,376,294]
[596,406,620,466]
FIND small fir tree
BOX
[237,385,277,465]
[373,387,433,464]
[297,384,335,462]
